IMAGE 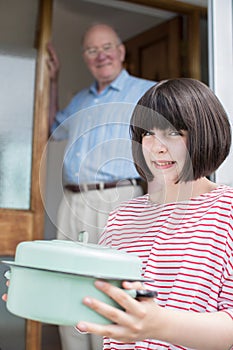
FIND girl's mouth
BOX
[153,160,175,169]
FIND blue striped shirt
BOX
[51,69,155,185]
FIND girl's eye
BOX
[142,131,154,137]
[142,129,185,138]
[168,129,184,136]
[169,130,180,136]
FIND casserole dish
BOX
[2,238,147,325]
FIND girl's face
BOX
[142,127,188,184]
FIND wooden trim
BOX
[187,10,201,79]
[26,320,43,350]
[31,0,52,239]
[0,211,33,255]
[120,0,207,14]
[26,1,53,349]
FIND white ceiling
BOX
[56,0,208,41]
[0,0,208,51]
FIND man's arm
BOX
[47,42,60,131]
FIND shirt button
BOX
[76,152,80,157]
[94,98,99,103]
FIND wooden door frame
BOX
[26,2,53,349]
[0,0,52,348]
[0,0,52,255]
[0,0,51,348]
[123,0,208,80]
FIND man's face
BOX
[82,24,125,90]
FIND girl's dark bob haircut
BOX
[130,78,232,183]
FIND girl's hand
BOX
[2,279,9,302]
[77,281,233,350]
[2,293,7,302]
[76,280,160,343]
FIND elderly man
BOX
[47,23,155,350]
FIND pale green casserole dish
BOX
[2,239,145,325]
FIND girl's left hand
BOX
[2,279,9,302]
[76,280,160,342]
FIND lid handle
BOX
[78,231,89,244]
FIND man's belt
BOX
[65,178,143,193]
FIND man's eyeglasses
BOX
[83,43,120,59]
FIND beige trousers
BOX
[56,184,143,350]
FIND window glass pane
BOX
[0,52,35,209]
[0,0,38,209]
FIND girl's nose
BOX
[151,136,167,153]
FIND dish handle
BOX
[127,289,158,299]
[4,270,11,280]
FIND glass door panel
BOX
[0,52,36,209]
[0,0,40,349]
[0,0,38,209]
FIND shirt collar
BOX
[89,69,129,95]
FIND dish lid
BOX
[9,234,142,280]
[1,260,150,282]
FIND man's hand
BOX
[47,42,60,81]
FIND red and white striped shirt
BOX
[100,185,233,350]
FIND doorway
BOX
[0,1,208,349]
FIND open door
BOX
[0,0,52,349]
[124,16,182,80]
[124,0,207,81]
